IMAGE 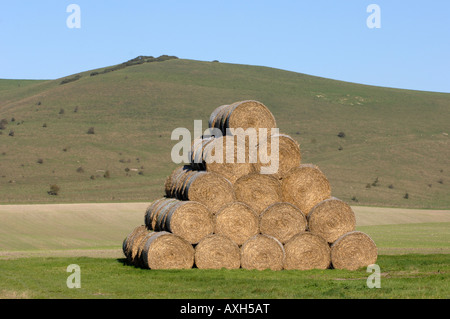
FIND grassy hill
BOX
[0,57,449,208]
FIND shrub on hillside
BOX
[60,74,81,85]
[371,177,379,187]
[0,119,8,130]
[48,184,60,196]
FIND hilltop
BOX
[0,57,449,208]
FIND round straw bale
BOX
[123,225,147,260]
[307,197,356,244]
[194,234,241,269]
[141,231,195,269]
[154,199,183,231]
[282,164,331,216]
[173,169,197,199]
[223,100,277,136]
[164,165,191,197]
[164,201,214,244]
[234,173,282,214]
[283,232,331,270]
[190,137,215,170]
[130,231,156,266]
[125,227,150,263]
[189,139,202,170]
[183,171,235,213]
[203,135,255,184]
[210,102,243,133]
[255,133,301,179]
[216,102,240,133]
[214,202,259,246]
[145,198,178,230]
[165,168,187,199]
[259,202,307,244]
[134,231,158,268]
[145,198,169,229]
[208,104,230,129]
[240,234,285,271]
[331,231,378,270]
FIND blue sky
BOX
[1,1,449,93]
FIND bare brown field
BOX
[353,206,450,226]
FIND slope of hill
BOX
[0,57,449,208]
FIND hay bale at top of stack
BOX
[141,231,195,270]
[330,231,378,270]
[209,100,277,136]
[282,164,331,216]
[240,234,285,271]
[164,165,235,214]
[283,232,331,270]
[214,202,259,246]
[254,133,301,179]
[194,234,241,270]
[145,198,214,244]
[234,173,283,215]
[259,202,307,244]
[307,197,356,244]
[208,104,229,130]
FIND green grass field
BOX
[1,58,449,208]
[1,254,448,299]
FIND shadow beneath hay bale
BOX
[116,258,132,266]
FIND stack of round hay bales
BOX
[121,100,377,271]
